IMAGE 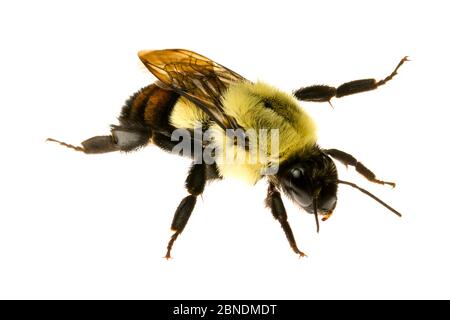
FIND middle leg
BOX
[165,163,220,259]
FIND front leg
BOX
[294,56,409,103]
[325,148,395,187]
[265,184,307,257]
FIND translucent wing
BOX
[138,49,247,130]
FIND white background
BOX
[1,0,449,299]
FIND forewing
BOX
[138,49,247,130]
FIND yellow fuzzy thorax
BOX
[170,81,317,184]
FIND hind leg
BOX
[47,84,163,154]
[47,126,151,154]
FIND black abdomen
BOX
[106,83,181,152]
[118,83,180,135]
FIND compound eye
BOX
[288,168,313,207]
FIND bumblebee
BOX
[48,49,407,258]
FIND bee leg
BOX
[47,126,151,154]
[265,184,307,257]
[109,126,151,152]
[46,135,119,153]
[294,56,409,103]
[165,163,219,259]
[325,148,396,187]
[165,195,197,259]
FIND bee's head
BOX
[277,150,338,231]
[276,148,403,232]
